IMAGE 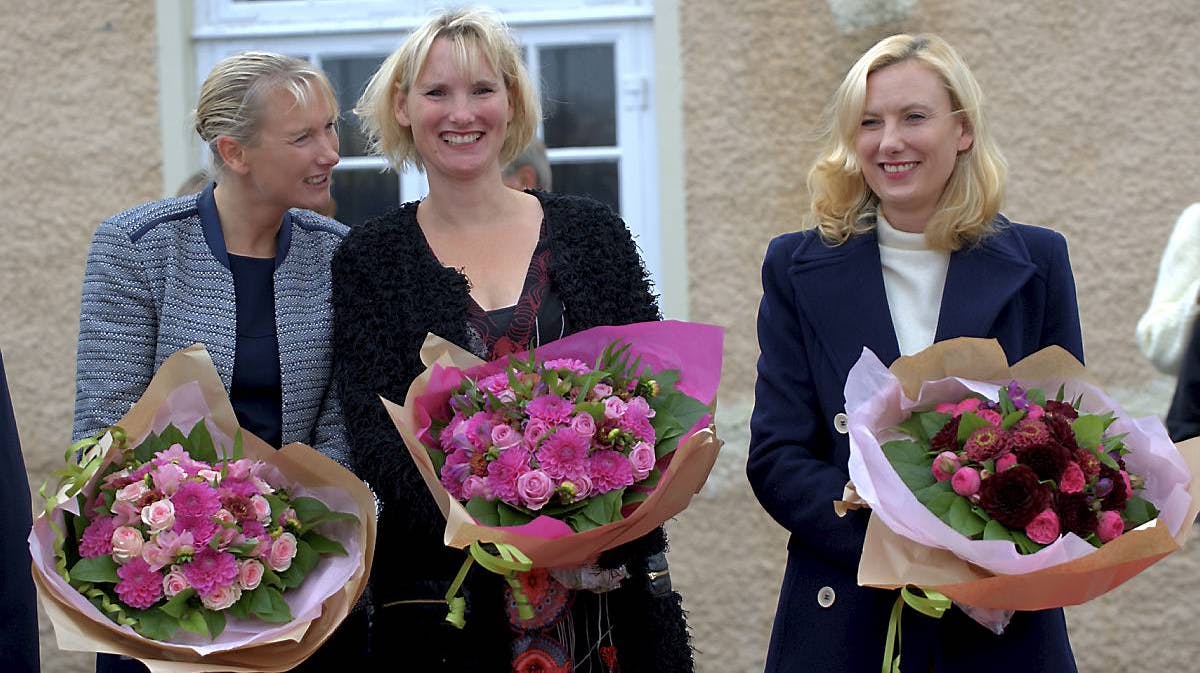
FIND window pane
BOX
[324,55,387,157]
[329,168,399,227]
[551,161,619,213]
[540,44,616,148]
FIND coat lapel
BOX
[789,232,902,372]
[935,225,1035,342]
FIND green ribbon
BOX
[882,587,952,673]
[443,541,534,629]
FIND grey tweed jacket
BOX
[73,183,351,467]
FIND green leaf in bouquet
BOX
[1011,530,1044,555]
[426,446,446,474]
[302,531,348,556]
[919,411,953,442]
[946,497,986,537]
[574,401,606,424]
[650,370,682,399]
[881,439,935,491]
[291,496,359,534]
[1001,410,1026,430]
[159,424,189,454]
[261,567,285,590]
[187,420,219,464]
[1027,388,1047,407]
[277,540,320,589]
[70,506,91,541]
[232,428,244,461]
[251,585,294,622]
[133,431,164,464]
[895,415,928,442]
[497,501,535,527]
[982,518,1014,542]
[567,511,603,532]
[227,588,255,619]
[1071,415,1104,449]
[70,555,120,584]
[955,412,991,443]
[580,490,624,527]
[265,493,289,525]
[160,588,196,618]
[923,491,959,520]
[201,608,226,639]
[970,504,993,522]
[1084,532,1102,548]
[653,391,712,443]
[179,609,211,638]
[622,488,651,509]
[465,497,501,526]
[1054,383,1066,403]
[129,608,179,641]
[914,479,953,507]
[1122,495,1159,528]
[998,387,1016,417]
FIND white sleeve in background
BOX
[1136,203,1200,375]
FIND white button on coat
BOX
[817,586,836,608]
[833,412,849,434]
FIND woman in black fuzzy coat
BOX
[330,8,692,672]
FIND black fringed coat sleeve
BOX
[330,192,692,672]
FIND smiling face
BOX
[394,37,513,183]
[854,59,973,231]
[238,85,340,213]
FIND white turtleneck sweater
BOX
[876,213,951,356]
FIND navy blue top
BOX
[228,253,283,448]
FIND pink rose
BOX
[603,397,627,420]
[570,473,594,500]
[629,442,656,481]
[141,499,176,533]
[1026,404,1045,420]
[1025,508,1061,544]
[591,383,613,399]
[268,532,299,572]
[226,459,254,481]
[250,495,272,522]
[214,509,238,546]
[1097,510,1125,543]
[523,419,551,448]
[200,584,243,611]
[995,453,1018,472]
[198,468,222,485]
[491,424,522,448]
[162,567,189,597]
[141,541,175,571]
[116,482,149,504]
[570,413,597,438]
[238,559,264,591]
[1059,462,1085,494]
[625,397,655,422]
[151,463,187,495]
[931,451,960,482]
[111,500,141,527]
[976,409,1003,427]
[461,475,490,500]
[935,402,957,414]
[516,470,555,510]
[951,467,981,497]
[1120,470,1133,499]
[956,398,983,415]
[111,526,145,564]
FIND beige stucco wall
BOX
[1,1,161,671]
[670,1,1200,672]
[5,1,1200,672]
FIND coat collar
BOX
[788,217,1035,372]
[197,182,294,271]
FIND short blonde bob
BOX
[355,7,539,172]
[806,34,1007,251]
[194,51,338,176]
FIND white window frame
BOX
[164,0,686,317]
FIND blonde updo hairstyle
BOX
[194,51,339,176]
[355,7,539,172]
[807,34,1007,251]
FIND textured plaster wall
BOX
[670,1,1200,672]
[0,1,161,671]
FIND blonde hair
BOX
[807,34,1007,251]
[194,51,338,175]
[355,7,539,172]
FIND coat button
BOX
[833,413,849,435]
[817,586,836,608]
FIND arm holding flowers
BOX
[1037,229,1085,362]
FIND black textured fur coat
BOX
[331,191,693,672]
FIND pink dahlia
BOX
[115,557,164,609]
[182,547,239,595]
[1009,418,1051,450]
[542,358,592,375]
[964,426,1011,462]
[588,451,636,493]
[526,395,575,425]
[617,413,656,444]
[488,447,532,503]
[79,516,117,558]
[537,430,589,480]
[171,481,221,544]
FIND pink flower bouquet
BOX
[839,338,1200,639]
[31,345,377,673]
[381,320,723,622]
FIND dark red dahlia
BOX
[930,415,961,453]
[1014,441,1071,482]
[1044,400,1079,420]
[1009,418,1052,450]
[1074,448,1102,480]
[1043,413,1078,450]
[964,426,1011,462]
[1098,465,1129,511]
[978,464,1051,529]
[1054,492,1099,538]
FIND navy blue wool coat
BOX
[748,216,1082,673]
[1,350,39,673]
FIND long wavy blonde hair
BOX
[807,34,1007,251]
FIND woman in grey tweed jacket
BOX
[73,52,356,673]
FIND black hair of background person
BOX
[1,349,41,673]
[1166,320,1200,442]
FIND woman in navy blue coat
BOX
[747,34,1082,673]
